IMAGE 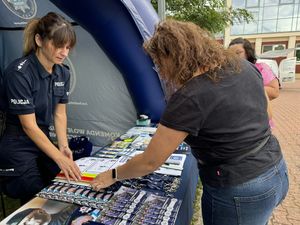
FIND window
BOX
[232,0,245,8]
[231,0,300,34]
[292,18,297,31]
[262,45,273,53]
[244,22,258,34]
[295,43,300,61]
[280,0,294,4]
[264,0,279,5]
[297,18,300,30]
[277,19,293,31]
[231,23,244,35]
[262,20,277,33]
[262,44,286,53]
[246,0,259,7]
[278,4,294,18]
[263,6,278,20]
[273,44,285,50]
[248,8,259,20]
[293,4,299,17]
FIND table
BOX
[1,153,199,225]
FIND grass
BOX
[190,178,204,225]
[0,194,21,221]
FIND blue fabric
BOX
[174,153,198,225]
[201,158,289,225]
[50,0,166,123]
[130,0,160,36]
[69,136,93,160]
[0,0,74,28]
[120,0,152,40]
[0,134,59,201]
[3,53,70,127]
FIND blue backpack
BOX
[69,136,93,160]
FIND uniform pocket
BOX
[277,161,289,205]
[0,135,37,176]
[234,186,276,225]
[53,86,65,96]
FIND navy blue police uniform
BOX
[0,51,70,201]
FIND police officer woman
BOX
[0,12,81,202]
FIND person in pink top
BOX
[228,38,280,100]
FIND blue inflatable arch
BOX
[50,0,166,122]
[0,0,165,146]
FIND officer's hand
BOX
[90,170,116,191]
[60,145,73,160]
[55,153,81,182]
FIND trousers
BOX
[0,131,59,203]
[201,158,289,225]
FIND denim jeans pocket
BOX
[283,169,289,197]
[277,163,289,206]
[234,186,277,225]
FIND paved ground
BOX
[269,80,300,225]
[191,80,300,225]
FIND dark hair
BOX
[7,208,51,225]
[229,37,257,64]
[143,19,240,85]
[23,12,76,56]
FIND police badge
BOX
[2,0,37,19]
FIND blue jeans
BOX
[201,158,289,225]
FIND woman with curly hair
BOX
[91,20,288,225]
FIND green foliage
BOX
[151,0,253,34]
[151,0,158,11]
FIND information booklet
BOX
[33,186,181,225]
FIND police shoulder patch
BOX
[14,59,29,73]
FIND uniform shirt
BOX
[160,60,282,187]
[2,52,70,127]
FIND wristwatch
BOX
[112,168,118,180]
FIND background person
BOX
[7,208,51,225]
[228,37,280,100]
[91,20,289,225]
[6,205,79,225]
[0,12,81,203]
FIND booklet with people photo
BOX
[32,186,181,225]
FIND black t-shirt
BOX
[160,60,282,187]
[2,52,70,128]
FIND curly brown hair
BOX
[143,19,240,85]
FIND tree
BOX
[151,0,253,34]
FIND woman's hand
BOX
[90,170,116,191]
[60,145,73,160]
[55,152,81,182]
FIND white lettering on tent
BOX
[86,130,120,140]
[67,127,86,135]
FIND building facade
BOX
[223,0,300,76]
